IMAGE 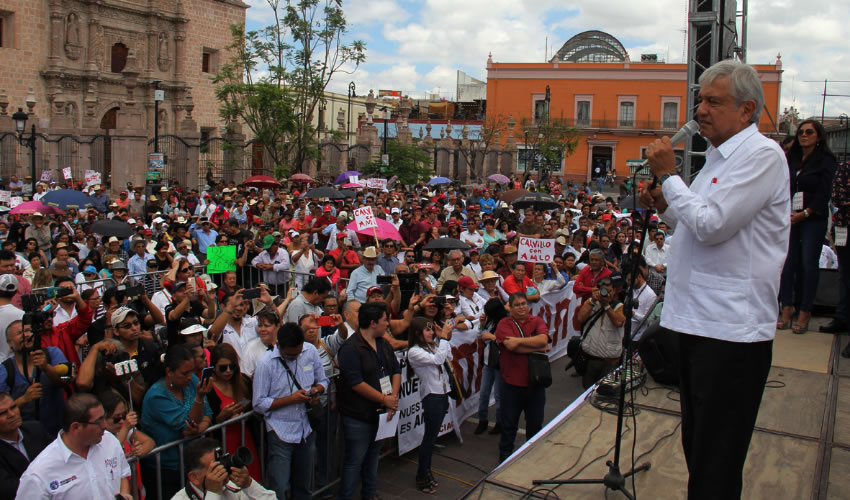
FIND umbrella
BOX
[427,177,452,186]
[242,175,281,189]
[0,206,9,214]
[89,219,135,238]
[500,189,528,204]
[339,190,356,198]
[334,170,361,184]
[512,192,560,211]
[346,218,402,241]
[488,173,511,184]
[423,237,470,251]
[40,189,94,210]
[289,173,314,183]
[305,187,345,199]
[10,200,64,215]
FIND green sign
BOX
[206,245,237,274]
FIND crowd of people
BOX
[0,101,844,499]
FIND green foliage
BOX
[213,1,366,177]
[360,142,433,186]
[518,115,581,179]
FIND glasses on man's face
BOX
[798,128,816,136]
[80,416,106,427]
[217,363,236,373]
[178,268,189,273]
[405,254,415,259]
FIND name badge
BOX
[379,375,392,395]
[792,192,804,212]
[302,364,313,372]
[836,227,848,247]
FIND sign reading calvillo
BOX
[518,237,555,263]
[353,206,378,230]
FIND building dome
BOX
[552,30,630,63]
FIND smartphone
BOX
[317,316,334,327]
[242,288,261,300]
[201,366,215,383]
[376,275,393,285]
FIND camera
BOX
[117,284,144,299]
[433,295,447,306]
[599,287,610,298]
[242,288,261,300]
[214,446,254,473]
[376,275,393,285]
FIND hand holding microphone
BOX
[639,120,699,211]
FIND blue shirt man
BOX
[346,247,385,303]
[127,240,155,275]
[191,221,218,255]
[253,324,328,499]
[481,194,496,214]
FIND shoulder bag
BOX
[567,306,606,375]
[278,357,324,427]
[511,318,552,388]
[443,358,469,401]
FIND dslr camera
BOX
[214,446,254,473]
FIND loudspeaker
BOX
[638,323,680,386]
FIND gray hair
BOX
[698,60,764,124]
[589,248,605,259]
[342,299,361,315]
[448,249,464,260]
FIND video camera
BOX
[116,283,145,300]
[21,287,73,311]
[214,446,254,474]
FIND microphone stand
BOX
[532,169,652,499]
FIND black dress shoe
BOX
[488,422,502,435]
[820,320,849,334]
[474,419,489,435]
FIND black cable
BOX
[634,421,682,465]
[433,449,491,475]
[631,356,638,500]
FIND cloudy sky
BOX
[243,0,850,120]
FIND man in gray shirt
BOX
[376,241,399,276]
[283,277,333,324]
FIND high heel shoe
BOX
[777,306,795,330]
[792,311,811,335]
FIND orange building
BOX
[485,31,783,182]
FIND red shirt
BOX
[495,315,549,387]
[502,275,535,296]
[573,266,612,301]
[328,248,360,279]
[40,305,93,366]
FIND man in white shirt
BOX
[629,257,658,342]
[208,289,272,373]
[0,274,23,362]
[17,393,132,499]
[460,225,484,253]
[641,60,790,499]
[251,235,290,296]
[389,208,403,230]
[643,230,669,275]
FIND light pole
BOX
[11,108,36,196]
[152,81,162,153]
[347,82,355,146]
[380,106,389,173]
[840,113,849,164]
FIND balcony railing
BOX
[536,118,778,134]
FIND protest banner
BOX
[366,178,388,190]
[206,245,237,274]
[9,197,23,208]
[518,237,556,263]
[353,206,377,230]
[40,171,52,182]
[84,170,101,187]
[62,167,72,180]
[0,191,9,203]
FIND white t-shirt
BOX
[0,304,23,362]
[222,316,260,374]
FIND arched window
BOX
[111,43,128,73]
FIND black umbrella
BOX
[305,187,345,199]
[423,238,470,251]
[89,219,134,238]
[512,192,560,211]
[339,190,356,198]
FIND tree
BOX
[360,142,433,186]
[214,0,366,177]
[519,116,581,186]
[457,113,509,178]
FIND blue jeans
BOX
[478,364,501,421]
[418,394,449,478]
[267,430,316,500]
[338,416,382,500]
[498,378,546,462]
[779,218,828,312]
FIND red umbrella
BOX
[500,189,529,204]
[289,173,314,183]
[242,175,281,189]
[346,218,401,241]
[9,200,64,215]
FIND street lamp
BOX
[11,108,36,196]
[152,81,163,153]
[840,113,849,164]
[347,82,356,146]
[380,106,389,173]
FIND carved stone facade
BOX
[0,0,247,191]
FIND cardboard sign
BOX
[0,191,9,203]
[206,245,237,274]
[62,167,72,180]
[84,170,101,187]
[9,197,23,208]
[366,178,387,190]
[518,237,555,263]
[40,171,52,182]
[353,206,378,230]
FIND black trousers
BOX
[498,379,546,462]
[678,332,772,500]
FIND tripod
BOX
[532,172,654,499]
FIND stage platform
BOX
[464,319,850,500]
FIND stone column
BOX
[48,1,64,68]
[86,19,102,72]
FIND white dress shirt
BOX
[659,124,790,343]
[252,248,291,285]
[458,292,488,330]
[17,431,130,499]
[643,242,670,268]
[631,282,658,341]
[222,316,260,374]
[407,340,452,398]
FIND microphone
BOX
[645,120,700,189]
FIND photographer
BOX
[208,288,273,367]
[0,275,23,363]
[165,280,216,347]
[30,286,93,367]
[282,277,331,324]
[172,437,275,500]
[2,318,71,434]
[574,273,626,389]
[252,322,328,500]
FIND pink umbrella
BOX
[346,217,401,241]
[242,175,281,189]
[342,183,362,188]
[289,173,314,182]
[9,200,64,215]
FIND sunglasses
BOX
[217,363,236,373]
[178,268,190,273]
[112,413,127,424]
[798,128,816,136]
